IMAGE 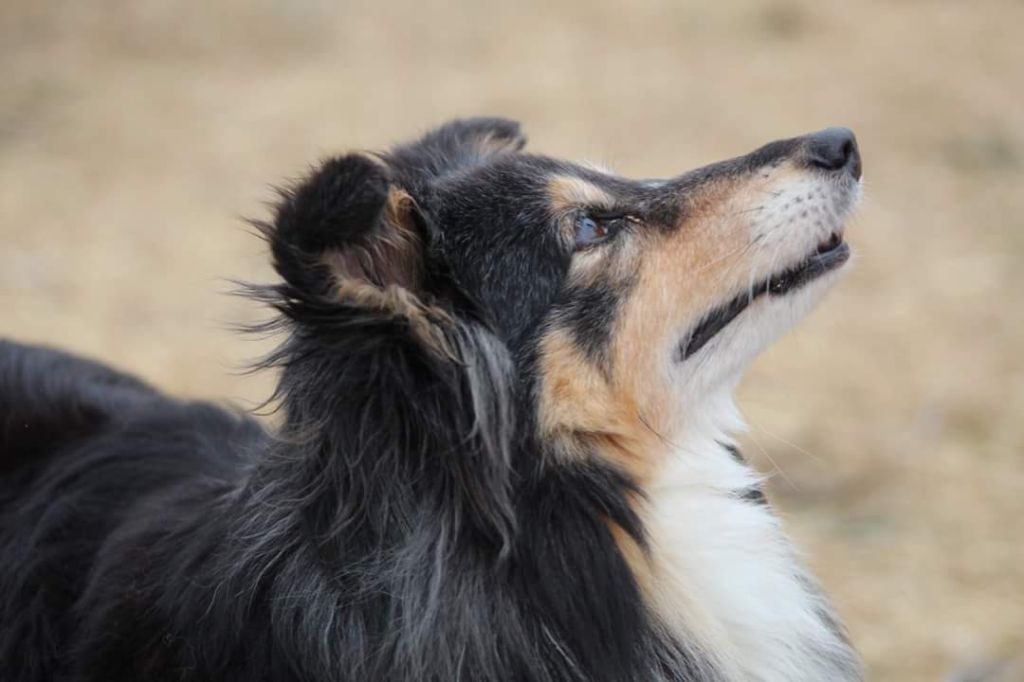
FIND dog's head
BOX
[266,117,860,484]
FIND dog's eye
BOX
[573,214,618,249]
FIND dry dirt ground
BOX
[2,1,1022,679]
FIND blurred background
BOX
[1,1,1022,679]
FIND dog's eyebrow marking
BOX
[548,175,615,213]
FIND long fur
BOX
[0,118,863,681]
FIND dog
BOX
[0,118,864,681]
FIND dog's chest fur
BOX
[638,400,861,682]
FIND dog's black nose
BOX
[805,127,861,180]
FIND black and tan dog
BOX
[0,118,864,681]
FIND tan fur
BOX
[607,518,651,593]
[537,173,758,472]
[613,188,748,421]
[536,328,666,484]
[320,186,454,359]
[328,278,456,359]
[317,186,423,290]
[547,175,616,217]
[535,330,616,448]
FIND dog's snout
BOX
[805,127,861,180]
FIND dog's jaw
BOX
[671,173,861,398]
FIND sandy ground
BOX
[2,1,1022,679]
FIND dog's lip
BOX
[766,231,849,296]
[679,233,849,360]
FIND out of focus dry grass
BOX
[2,1,1022,679]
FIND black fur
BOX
[552,279,630,368]
[0,118,832,681]
[720,442,767,505]
[270,154,393,295]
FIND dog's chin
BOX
[680,232,849,361]
[674,245,849,396]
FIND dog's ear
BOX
[269,154,425,298]
[388,117,527,181]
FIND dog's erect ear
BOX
[269,154,425,298]
[388,117,527,181]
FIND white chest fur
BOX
[641,402,862,681]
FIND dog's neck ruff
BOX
[641,393,861,682]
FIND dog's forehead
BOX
[431,154,656,217]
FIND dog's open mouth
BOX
[679,232,850,360]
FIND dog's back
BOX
[0,340,264,680]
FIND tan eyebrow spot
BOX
[548,175,615,214]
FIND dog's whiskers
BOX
[745,429,797,491]
[751,423,826,465]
